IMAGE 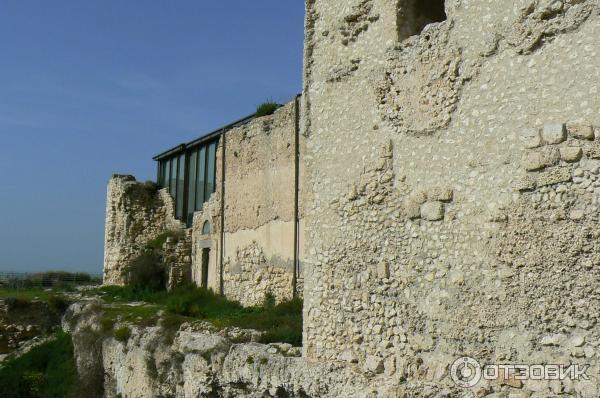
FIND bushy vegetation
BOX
[126,251,166,291]
[125,230,184,291]
[255,101,279,117]
[113,326,132,343]
[0,331,75,398]
[96,286,303,345]
[126,180,161,207]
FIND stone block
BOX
[567,122,595,140]
[522,147,560,171]
[377,261,390,279]
[542,123,567,144]
[420,201,444,221]
[514,175,537,191]
[521,127,542,149]
[559,146,582,163]
[536,167,572,187]
[338,350,358,363]
[404,199,421,219]
[427,187,453,202]
[364,355,384,373]
[522,152,546,171]
[585,143,600,159]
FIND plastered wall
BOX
[188,101,306,306]
[302,1,599,396]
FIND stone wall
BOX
[190,101,306,306]
[302,0,599,396]
[103,175,184,286]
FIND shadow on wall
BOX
[398,0,447,40]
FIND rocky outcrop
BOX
[63,301,462,398]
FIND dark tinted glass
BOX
[176,154,185,219]
[169,157,177,194]
[206,141,216,200]
[186,150,198,225]
[196,147,206,211]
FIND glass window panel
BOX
[176,154,185,219]
[195,147,206,211]
[205,141,217,202]
[186,150,197,225]
[160,161,168,187]
[169,157,177,194]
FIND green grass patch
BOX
[101,303,161,328]
[94,286,303,345]
[0,331,75,398]
[0,289,62,302]
[255,101,279,117]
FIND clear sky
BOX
[0,1,305,274]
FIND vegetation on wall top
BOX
[255,101,279,117]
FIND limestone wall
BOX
[103,175,184,285]
[302,1,599,396]
[190,101,306,306]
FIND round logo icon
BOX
[450,356,482,388]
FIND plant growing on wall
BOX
[255,101,279,117]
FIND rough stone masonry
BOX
[301,0,599,396]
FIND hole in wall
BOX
[398,0,447,40]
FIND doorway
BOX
[201,248,210,288]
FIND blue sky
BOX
[0,1,305,274]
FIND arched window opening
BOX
[202,221,211,235]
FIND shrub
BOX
[100,317,115,332]
[146,230,184,251]
[47,295,69,314]
[255,101,279,117]
[0,331,75,398]
[126,251,166,291]
[114,327,132,343]
[127,181,161,208]
[4,297,32,310]
[263,291,276,309]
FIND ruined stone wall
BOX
[189,101,306,306]
[103,175,184,285]
[302,1,599,396]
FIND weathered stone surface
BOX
[542,123,567,144]
[420,201,444,221]
[302,0,599,394]
[103,176,185,286]
[567,122,595,140]
[522,127,542,149]
[559,146,583,163]
[536,167,572,187]
[427,187,453,202]
[522,148,560,171]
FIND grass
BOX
[0,289,69,316]
[255,101,279,117]
[113,327,131,343]
[0,288,66,302]
[0,331,76,398]
[95,286,303,345]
